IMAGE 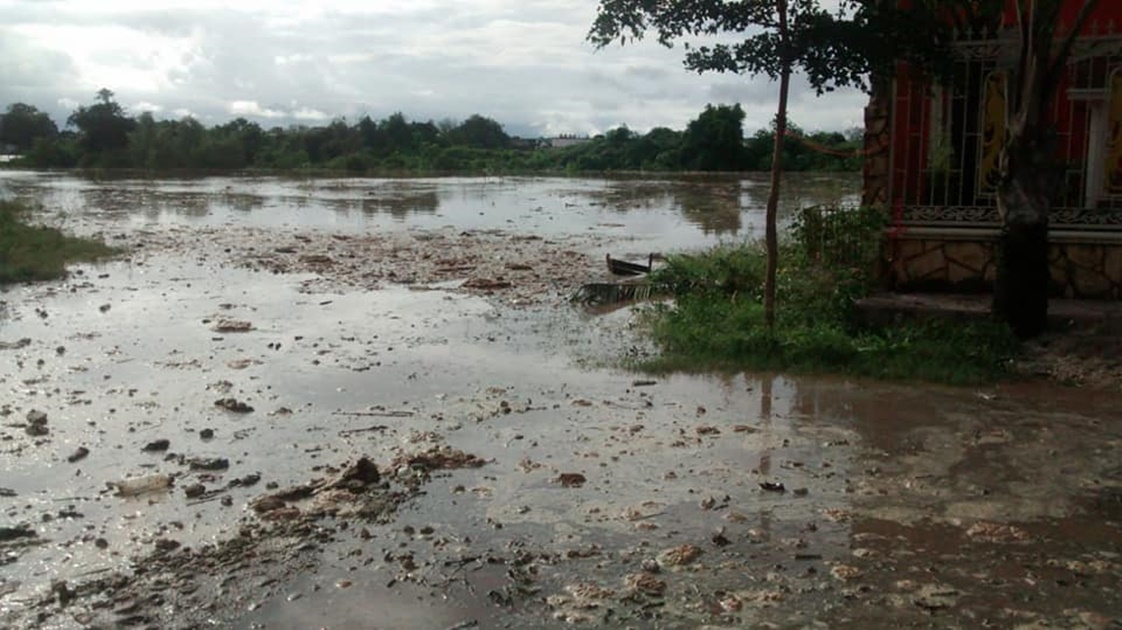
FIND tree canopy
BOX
[2,93,859,174]
[0,103,59,153]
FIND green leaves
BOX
[590,0,882,94]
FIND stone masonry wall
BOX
[887,236,1122,299]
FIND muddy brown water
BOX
[1,172,1120,629]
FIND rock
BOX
[183,483,207,499]
[214,398,254,413]
[199,428,215,440]
[188,457,229,471]
[555,473,586,488]
[67,447,90,463]
[759,481,786,493]
[94,538,109,549]
[142,439,170,452]
[625,573,666,596]
[695,425,720,435]
[27,410,48,426]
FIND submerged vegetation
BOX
[641,205,1020,384]
[0,200,119,284]
[1,95,861,174]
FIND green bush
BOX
[0,200,119,283]
[639,207,1018,384]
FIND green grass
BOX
[0,199,120,284]
[637,210,1020,385]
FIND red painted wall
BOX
[889,0,1120,209]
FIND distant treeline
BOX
[1,90,862,174]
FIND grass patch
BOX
[0,199,120,284]
[638,206,1019,384]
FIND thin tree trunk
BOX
[764,0,791,330]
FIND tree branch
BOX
[1043,0,1102,94]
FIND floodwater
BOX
[1,171,1119,629]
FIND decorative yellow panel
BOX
[977,71,1007,196]
[1106,70,1122,196]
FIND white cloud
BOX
[292,107,330,122]
[0,0,867,135]
[229,100,286,119]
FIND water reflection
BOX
[0,171,861,252]
[356,190,440,218]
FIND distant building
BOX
[509,137,543,150]
[548,134,591,149]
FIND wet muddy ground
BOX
[1,173,1120,629]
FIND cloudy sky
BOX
[0,0,868,137]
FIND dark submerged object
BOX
[606,253,653,276]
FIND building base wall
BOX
[887,232,1122,300]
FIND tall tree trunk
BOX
[764,0,791,330]
[993,126,1052,338]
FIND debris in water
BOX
[0,338,32,350]
[392,447,487,473]
[66,447,89,463]
[555,473,587,488]
[142,439,170,452]
[214,398,254,413]
[0,525,37,541]
[830,564,863,581]
[188,457,230,471]
[108,474,174,497]
[211,319,254,333]
[659,544,702,566]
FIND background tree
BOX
[590,0,873,328]
[0,103,58,153]
[680,104,747,171]
[67,89,136,165]
[447,114,510,149]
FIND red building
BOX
[864,1,1122,299]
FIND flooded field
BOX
[1,172,1120,629]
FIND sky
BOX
[0,1,869,138]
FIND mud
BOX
[1,172,1120,629]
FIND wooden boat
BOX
[606,253,653,276]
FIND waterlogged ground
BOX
[1,172,1120,629]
